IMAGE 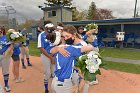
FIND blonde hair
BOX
[7,29,16,33]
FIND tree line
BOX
[46,0,115,21]
[17,0,115,29]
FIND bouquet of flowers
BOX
[6,31,25,43]
[4,29,25,57]
[84,23,98,43]
[75,51,102,82]
[85,23,98,33]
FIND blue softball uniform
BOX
[20,30,26,35]
[0,35,10,55]
[82,34,88,41]
[22,40,29,47]
[53,45,82,82]
[92,36,98,47]
[37,31,54,52]
[20,30,30,47]
[73,41,87,64]
[82,34,98,47]
[26,37,30,46]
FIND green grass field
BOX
[28,42,140,74]
[100,48,140,60]
[28,42,40,56]
[104,61,140,74]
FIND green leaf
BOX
[95,69,101,75]
[85,23,98,31]
[80,63,86,73]
[81,55,88,61]
[75,61,81,67]
[76,56,79,61]
[84,70,96,82]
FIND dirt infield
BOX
[0,56,140,93]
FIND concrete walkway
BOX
[104,57,140,64]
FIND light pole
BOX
[60,5,63,23]
[134,0,137,18]
[0,3,16,28]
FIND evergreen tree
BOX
[72,8,87,21]
[87,1,97,20]
[46,0,72,6]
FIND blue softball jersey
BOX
[53,45,83,82]
[82,34,98,47]
[0,35,10,55]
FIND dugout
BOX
[63,18,140,48]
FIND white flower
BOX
[16,35,19,38]
[10,34,16,39]
[94,51,100,56]
[79,55,83,61]
[86,64,99,73]
[78,50,102,74]
[12,32,20,38]
[87,51,98,57]
[85,57,101,73]
[97,58,102,65]
[89,62,94,66]
[13,32,18,35]
[10,32,22,40]
[85,60,89,64]
[87,53,92,59]
[19,33,22,36]
[93,54,98,58]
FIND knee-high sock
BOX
[21,59,25,66]
[44,79,48,90]
[26,58,30,64]
[4,74,9,87]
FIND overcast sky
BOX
[1,0,140,23]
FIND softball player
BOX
[47,31,94,93]
[38,21,56,93]
[79,27,99,85]
[48,25,92,93]
[20,28,32,69]
[0,27,12,92]
[62,25,91,93]
[12,43,24,83]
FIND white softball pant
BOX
[0,55,11,75]
[51,77,74,93]
[20,46,30,59]
[41,54,55,80]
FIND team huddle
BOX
[0,20,98,93]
